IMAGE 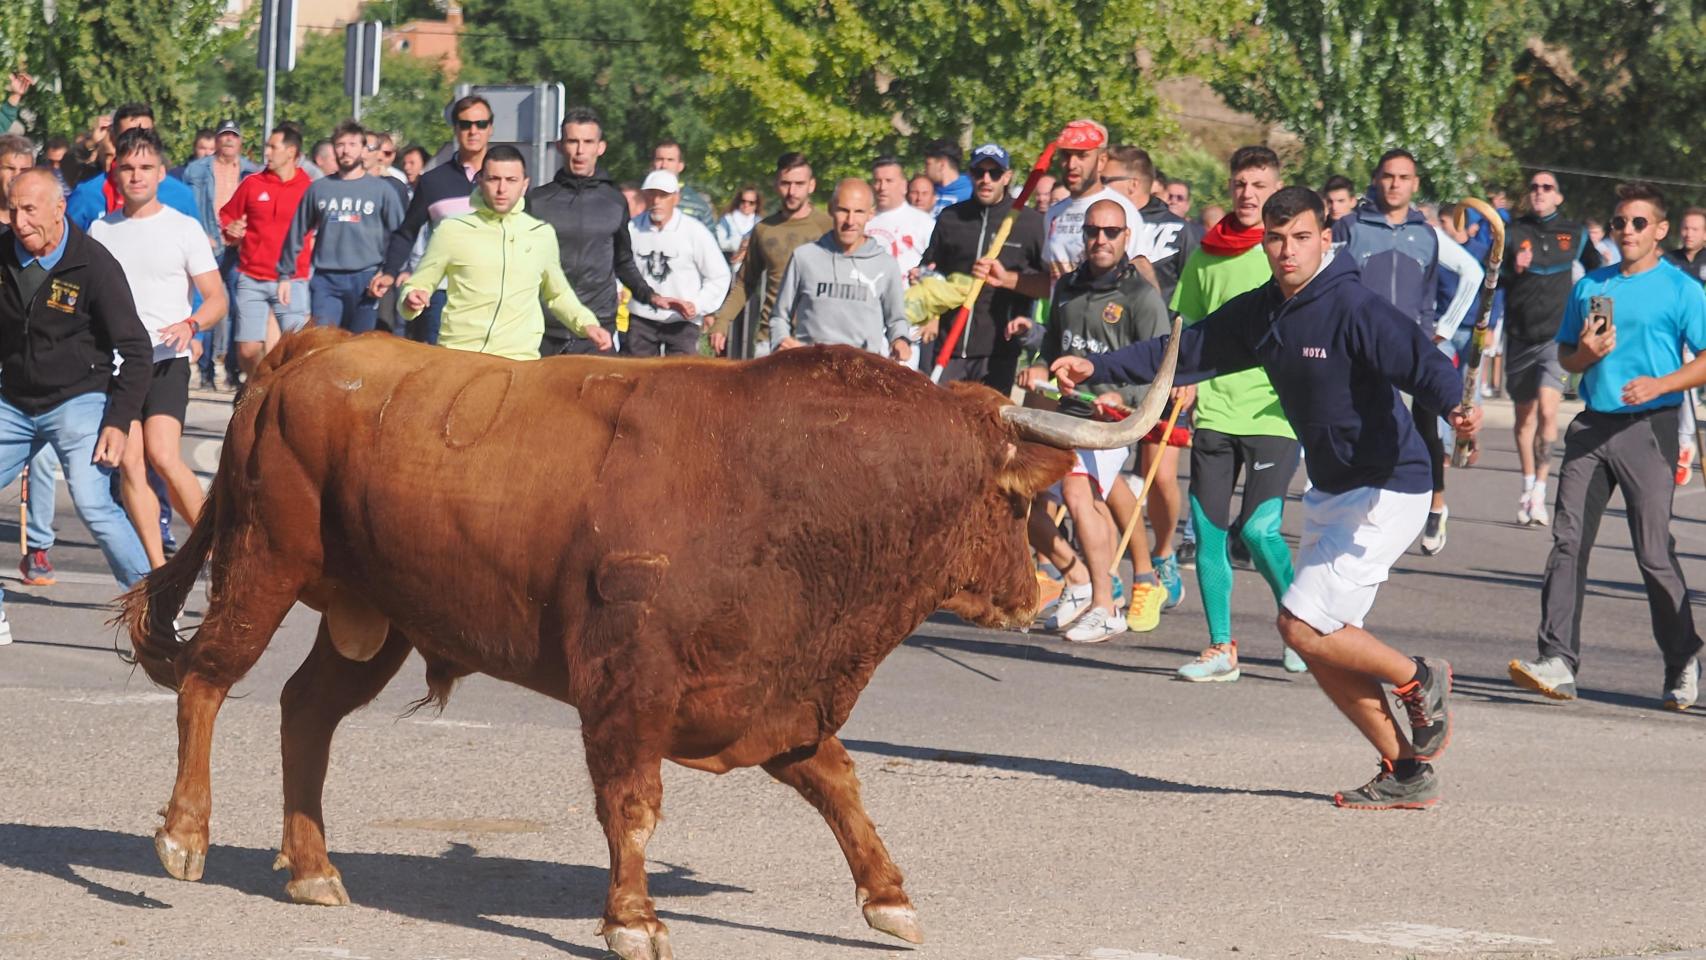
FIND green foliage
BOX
[1213,0,1523,200]
[0,0,226,158]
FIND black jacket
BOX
[1136,197,1201,306]
[0,225,152,432]
[1502,212,1600,343]
[921,198,1045,358]
[525,167,656,333]
[382,156,479,276]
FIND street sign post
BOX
[345,21,383,121]
[257,0,299,136]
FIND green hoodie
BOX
[401,192,595,361]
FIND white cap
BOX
[640,170,680,194]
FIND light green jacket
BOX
[401,192,594,361]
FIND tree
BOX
[1212,0,1525,199]
[1497,0,1706,213]
[0,0,226,157]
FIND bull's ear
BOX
[998,440,1075,499]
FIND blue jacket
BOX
[1088,253,1461,495]
[1332,197,1442,331]
[181,155,260,252]
[67,172,199,230]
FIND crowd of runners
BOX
[3,66,1704,809]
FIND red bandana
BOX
[1200,214,1265,256]
[101,160,123,214]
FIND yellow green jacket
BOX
[401,192,595,361]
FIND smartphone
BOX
[1588,295,1614,335]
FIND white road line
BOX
[48,692,177,705]
[1324,921,1551,952]
[1018,951,1197,960]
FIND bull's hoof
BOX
[602,922,674,960]
[154,828,206,882]
[285,872,351,907]
[863,902,924,944]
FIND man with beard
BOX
[709,153,832,357]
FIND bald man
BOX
[0,169,153,641]
[772,178,910,360]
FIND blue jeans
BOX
[24,445,58,550]
[198,247,242,382]
[309,267,380,334]
[0,393,150,604]
[408,288,446,344]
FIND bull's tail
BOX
[116,483,221,691]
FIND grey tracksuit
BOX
[770,234,907,354]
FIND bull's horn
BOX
[1000,316,1182,450]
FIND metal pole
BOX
[353,89,362,122]
[262,0,279,136]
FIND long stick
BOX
[1451,198,1506,467]
[1109,398,1185,572]
[1026,382,1134,416]
[18,463,26,558]
[930,142,1060,384]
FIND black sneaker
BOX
[1334,760,1440,810]
[1228,536,1251,569]
[1176,538,1197,568]
[1395,657,1452,761]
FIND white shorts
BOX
[1281,486,1430,634]
[1046,447,1129,500]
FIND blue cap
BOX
[969,143,1010,172]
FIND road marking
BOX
[1324,921,1551,951]
[50,692,176,705]
[1018,950,1197,960]
[410,718,493,729]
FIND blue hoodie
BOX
[1088,253,1462,495]
[1331,196,1441,331]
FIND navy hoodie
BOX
[1088,254,1461,495]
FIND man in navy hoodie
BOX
[1053,186,1481,809]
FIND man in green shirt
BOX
[1170,146,1308,682]
[709,152,832,357]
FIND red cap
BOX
[1056,119,1108,150]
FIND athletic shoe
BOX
[1038,582,1092,632]
[1110,573,1126,610]
[1517,489,1533,526]
[1509,655,1577,700]
[1333,760,1439,810]
[1175,538,1196,568]
[18,549,54,586]
[0,611,11,645]
[1663,656,1700,711]
[1282,646,1309,674]
[1528,494,1549,526]
[1176,642,1240,682]
[1125,583,1164,633]
[1064,606,1127,644]
[1228,535,1252,568]
[1153,553,1185,611]
[1395,657,1452,761]
[1677,445,1696,486]
[1420,507,1448,555]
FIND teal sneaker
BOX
[1176,642,1239,682]
[1282,645,1309,673]
[1153,553,1185,610]
[1111,573,1126,610]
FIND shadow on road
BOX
[0,823,911,957]
[906,630,1294,684]
[843,738,1322,801]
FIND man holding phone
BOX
[1511,183,1706,711]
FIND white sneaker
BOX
[1528,493,1550,526]
[1517,490,1533,526]
[1419,506,1448,556]
[0,611,12,645]
[1664,657,1700,711]
[1064,606,1127,644]
[1039,582,1092,632]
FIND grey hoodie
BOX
[771,233,907,353]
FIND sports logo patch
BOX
[45,279,80,313]
[1102,302,1124,325]
[1556,232,1573,252]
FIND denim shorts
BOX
[234,274,309,342]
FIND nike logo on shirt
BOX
[1253,461,1275,471]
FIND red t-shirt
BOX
[219,168,314,282]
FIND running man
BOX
[771,179,909,359]
[1168,145,1306,681]
[1055,186,1477,808]
[1510,183,1705,711]
[89,128,225,569]
[219,123,314,376]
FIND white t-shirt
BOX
[89,206,218,363]
[1044,187,1144,270]
[866,204,936,276]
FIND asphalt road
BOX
[1,391,1703,960]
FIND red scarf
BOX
[1200,213,1264,256]
[101,160,123,213]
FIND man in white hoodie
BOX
[626,169,731,355]
[772,179,910,362]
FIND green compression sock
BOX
[1190,494,1233,643]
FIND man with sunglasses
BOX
[1511,183,1706,712]
[372,95,495,344]
[1503,170,1602,527]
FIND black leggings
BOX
[1410,399,1446,493]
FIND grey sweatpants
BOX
[1537,405,1704,673]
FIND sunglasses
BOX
[970,167,1005,181]
[1609,215,1652,232]
[739,197,758,206]
[1100,175,1133,185]
[1083,225,1126,239]
[1528,182,1556,193]
[455,118,492,131]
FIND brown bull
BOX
[119,325,1175,960]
